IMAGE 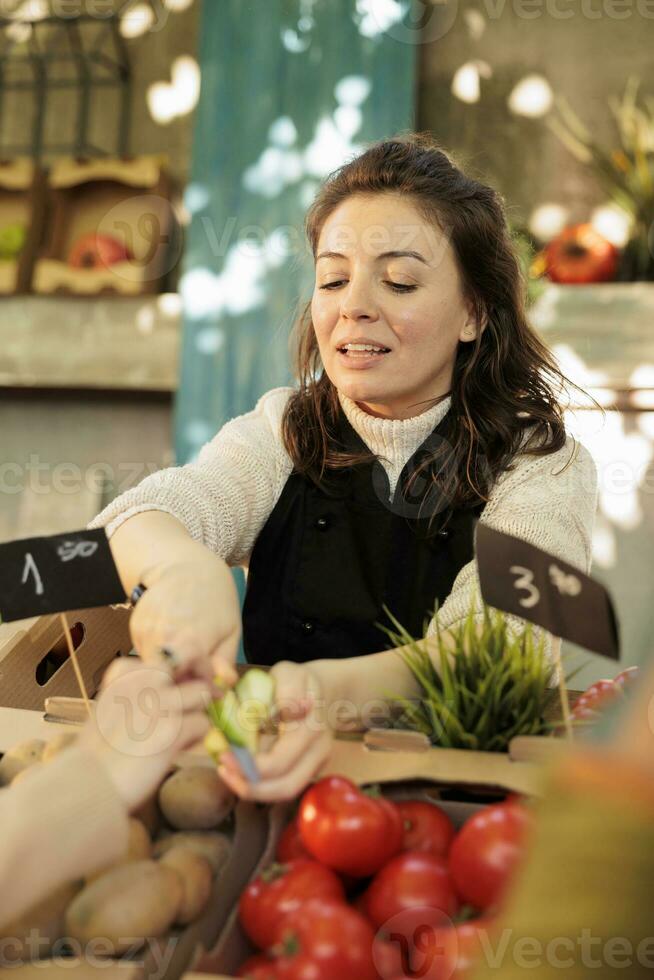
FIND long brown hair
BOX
[282,132,579,519]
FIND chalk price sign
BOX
[476,523,620,660]
[0,528,126,623]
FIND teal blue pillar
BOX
[175,0,417,656]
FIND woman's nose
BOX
[340,280,379,321]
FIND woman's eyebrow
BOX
[316,249,429,264]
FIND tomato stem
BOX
[260,862,288,884]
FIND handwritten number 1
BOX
[21,552,44,596]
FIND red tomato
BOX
[385,919,493,980]
[361,851,459,941]
[236,954,279,979]
[276,819,312,863]
[433,920,494,980]
[273,899,378,980]
[449,801,530,911]
[397,800,456,858]
[571,678,622,720]
[544,224,618,284]
[614,666,639,688]
[298,776,403,877]
[239,859,345,950]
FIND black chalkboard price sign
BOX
[476,523,620,661]
[0,528,126,624]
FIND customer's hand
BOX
[80,657,212,812]
[130,546,241,686]
[217,661,333,802]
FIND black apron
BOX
[242,405,484,665]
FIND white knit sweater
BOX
[89,387,599,647]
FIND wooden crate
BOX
[33,156,181,297]
[0,159,46,295]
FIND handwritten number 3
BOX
[509,565,540,609]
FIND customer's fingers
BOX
[220,733,331,803]
[157,680,212,715]
[99,655,146,689]
[174,711,211,752]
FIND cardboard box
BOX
[5,800,271,980]
[0,604,132,710]
[192,735,543,979]
[0,607,560,980]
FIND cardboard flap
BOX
[320,736,543,796]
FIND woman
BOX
[89,133,598,800]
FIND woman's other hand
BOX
[218,661,333,802]
[130,545,241,687]
[80,657,211,812]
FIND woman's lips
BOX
[336,349,390,369]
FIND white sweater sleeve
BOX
[88,387,296,567]
[427,435,599,644]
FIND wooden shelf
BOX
[0,294,181,392]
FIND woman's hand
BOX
[218,661,333,802]
[130,545,241,686]
[81,657,212,812]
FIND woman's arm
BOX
[427,435,599,648]
[88,387,294,565]
[88,387,295,674]
[108,509,209,597]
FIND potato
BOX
[133,789,161,836]
[86,818,152,882]
[126,818,152,861]
[0,739,45,785]
[160,847,213,924]
[152,831,232,874]
[42,732,78,762]
[65,861,182,954]
[158,766,234,830]
[0,881,79,962]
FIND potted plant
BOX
[546,76,654,282]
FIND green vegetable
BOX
[206,668,276,758]
[0,224,26,260]
[203,728,229,762]
[378,601,560,753]
[235,668,276,729]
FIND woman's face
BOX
[311,192,480,419]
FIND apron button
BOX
[301,620,315,634]
[315,515,330,531]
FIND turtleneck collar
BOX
[336,390,452,497]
